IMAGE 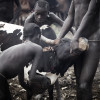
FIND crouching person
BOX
[23,23,61,100]
[0,23,50,100]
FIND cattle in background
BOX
[0,22,56,51]
[0,0,21,24]
[0,22,23,51]
[0,22,63,100]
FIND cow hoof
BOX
[34,94,43,100]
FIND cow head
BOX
[49,38,83,76]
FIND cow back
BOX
[0,22,23,51]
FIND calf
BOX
[25,37,84,100]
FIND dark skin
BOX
[24,3,75,41]
[25,9,63,27]
[0,0,21,24]
[56,0,100,100]
[0,24,43,99]
[24,3,65,100]
[0,41,42,81]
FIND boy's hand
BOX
[70,37,89,55]
[53,39,60,44]
[43,46,54,52]
[70,38,79,54]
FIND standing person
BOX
[53,0,100,100]
[0,23,51,100]
[0,0,21,24]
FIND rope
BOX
[88,40,100,42]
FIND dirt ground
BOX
[8,65,100,100]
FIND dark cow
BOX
[0,0,21,24]
[26,37,86,100]
[0,22,62,100]
[40,38,81,76]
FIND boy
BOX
[0,23,50,100]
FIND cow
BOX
[0,22,56,51]
[25,33,89,100]
[0,0,21,24]
[0,22,63,100]
[25,37,88,100]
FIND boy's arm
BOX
[73,0,99,40]
[41,35,55,44]
[24,13,34,24]
[10,0,21,24]
[18,68,29,90]
[49,12,75,35]
[57,0,75,39]
[49,12,63,26]
[70,0,99,52]
[29,46,42,82]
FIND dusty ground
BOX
[8,65,100,100]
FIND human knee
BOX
[79,82,88,91]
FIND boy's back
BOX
[0,41,42,79]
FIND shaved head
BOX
[34,0,49,11]
[24,23,41,37]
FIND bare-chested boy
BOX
[25,0,63,27]
[0,23,51,100]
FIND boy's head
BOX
[23,23,41,44]
[34,0,49,23]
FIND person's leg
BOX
[48,84,54,100]
[78,42,100,100]
[0,74,12,100]
[74,54,83,100]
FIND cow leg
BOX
[0,75,12,100]
[48,84,54,100]
[55,79,64,100]
[74,56,83,100]
[26,89,33,100]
